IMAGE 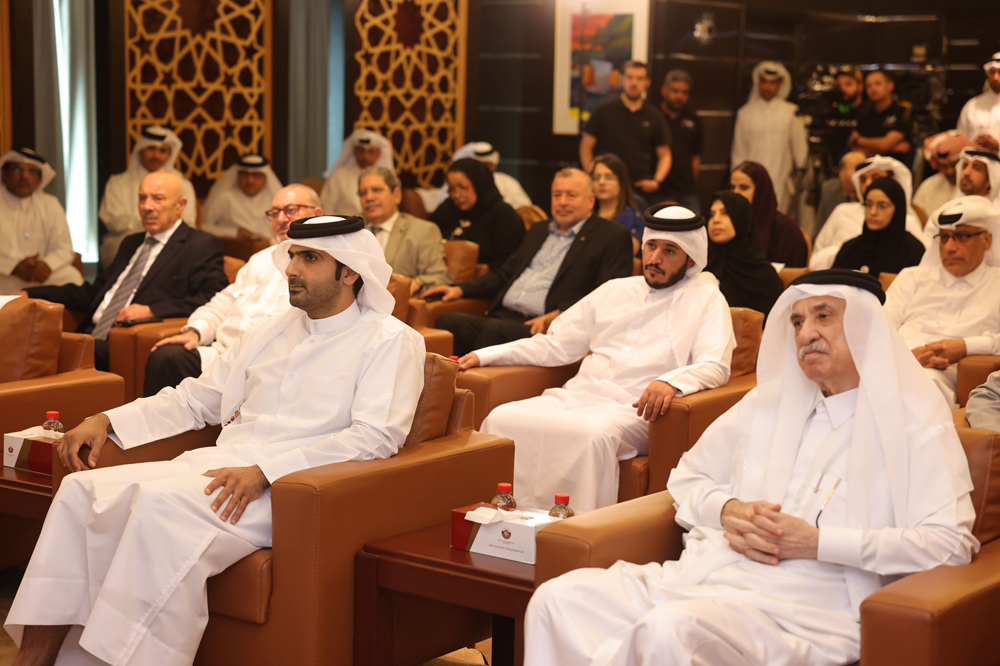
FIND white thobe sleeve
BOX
[656,290,734,395]
[667,396,749,530]
[255,329,425,483]
[730,109,749,168]
[186,263,251,343]
[956,101,973,139]
[98,176,138,234]
[40,199,75,271]
[881,269,916,333]
[790,112,809,170]
[474,293,595,367]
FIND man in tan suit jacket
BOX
[358,166,451,293]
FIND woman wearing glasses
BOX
[589,155,643,255]
[833,178,925,277]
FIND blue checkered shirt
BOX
[501,219,586,317]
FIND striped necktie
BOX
[92,236,158,340]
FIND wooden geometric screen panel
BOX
[354,0,466,188]
[125,0,272,195]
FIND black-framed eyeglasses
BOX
[2,164,42,177]
[933,230,987,245]
[264,204,314,221]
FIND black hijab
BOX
[429,158,525,271]
[706,191,784,316]
[833,177,925,276]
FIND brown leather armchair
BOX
[779,267,810,290]
[457,307,764,502]
[957,355,1000,408]
[516,205,549,230]
[51,353,514,666]
[220,237,272,262]
[408,241,491,329]
[536,426,1000,666]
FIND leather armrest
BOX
[406,298,491,328]
[415,326,454,357]
[457,363,582,429]
[860,541,1000,666]
[52,425,221,495]
[535,491,684,586]
[647,374,756,493]
[261,431,514,666]
[957,355,1000,408]
[0,369,124,436]
[108,318,187,402]
[953,408,970,428]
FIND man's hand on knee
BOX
[151,329,200,352]
[57,414,112,473]
[632,380,677,422]
[203,465,270,525]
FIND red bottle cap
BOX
[46,411,60,420]
[497,482,512,493]
[449,355,459,361]
[555,494,570,504]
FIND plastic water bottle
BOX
[549,494,575,519]
[42,411,65,434]
[491,482,517,511]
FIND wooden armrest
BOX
[860,541,1000,666]
[457,363,582,428]
[535,491,683,586]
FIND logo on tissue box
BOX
[501,529,511,539]
[7,446,12,454]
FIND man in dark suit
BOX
[24,172,229,370]
[423,168,633,355]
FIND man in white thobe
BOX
[956,147,1000,208]
[525,268,977,666]
[912,131,973,224]
[424,141,533,211]
[200,154,283,240]
[811,154,930,269]
[957,52,1000,154]
[99,126,198,267]
[5,214,425,666]
[459,205,734,513]
[0,148,82,294]
[142,184,324,395]
[321,129,394,217]
[884,196,1000,408]
[731,62,808,214]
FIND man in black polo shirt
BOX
[849,69,912,164]
[825,65,863,163]
[580,60,672,207]
[658,69,703,212]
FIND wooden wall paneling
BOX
[0,0,10,153]
[7,0,33,149]
[124,0,273,196]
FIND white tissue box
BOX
[4,426,61,476]
[450,502,557,564]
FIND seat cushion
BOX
[958,427,1000,545]
[0,298,64,382]
[404,353,459,446]
[207,548,273,624]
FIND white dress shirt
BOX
[883,262,1000,354]
[185,245,291,367]
[91,219,184,324]
[957,88,1000,143]
[0,185,82,292]
[367,212,398,252]
[477,274,734,402]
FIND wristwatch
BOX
[179,326,201,342]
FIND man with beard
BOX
[849,70,912,163]
[825,66,864,161]
[913,132,975,224]
[459,204,734,513]
[321,129,394,216]
[956,148,1000,208]
[957,52,1000,153]
[580,61,673,206]
[658,69,703,212]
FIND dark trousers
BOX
[93,338,110,372]
[436,308,534,356]
[143,344,204,396]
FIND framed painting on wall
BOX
[552,0,650,135]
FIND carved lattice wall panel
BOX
[354,0,466,189]
[125,0,271,196]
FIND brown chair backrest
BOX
[801,226,813,262]
[632,257,642,277]
[220,236,273,263]
[779,267,810,290]
[223,256,246,284]
[404,353,460,446]
[0,298,64,382]
[400,188,430,219]
[730,307,764,377]
[957,427,1000,545]
[57,332,95,372]
[879,272,897,292]
[302,176,324,196]
[388,274,413,322]
[72,252,83,274]
[517,205,548,229]
[444,240,481,283]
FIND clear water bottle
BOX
[42,411,65,434]
[549,494,575,519]
[491,482,517,511]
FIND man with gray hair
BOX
[659,69,704,212]
[359,166,450,293]
[424,168,633,355]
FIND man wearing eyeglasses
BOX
[359,166,450,294]
[0,148,83,293]
[884,196,1000,407]
[142,184,322,394]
